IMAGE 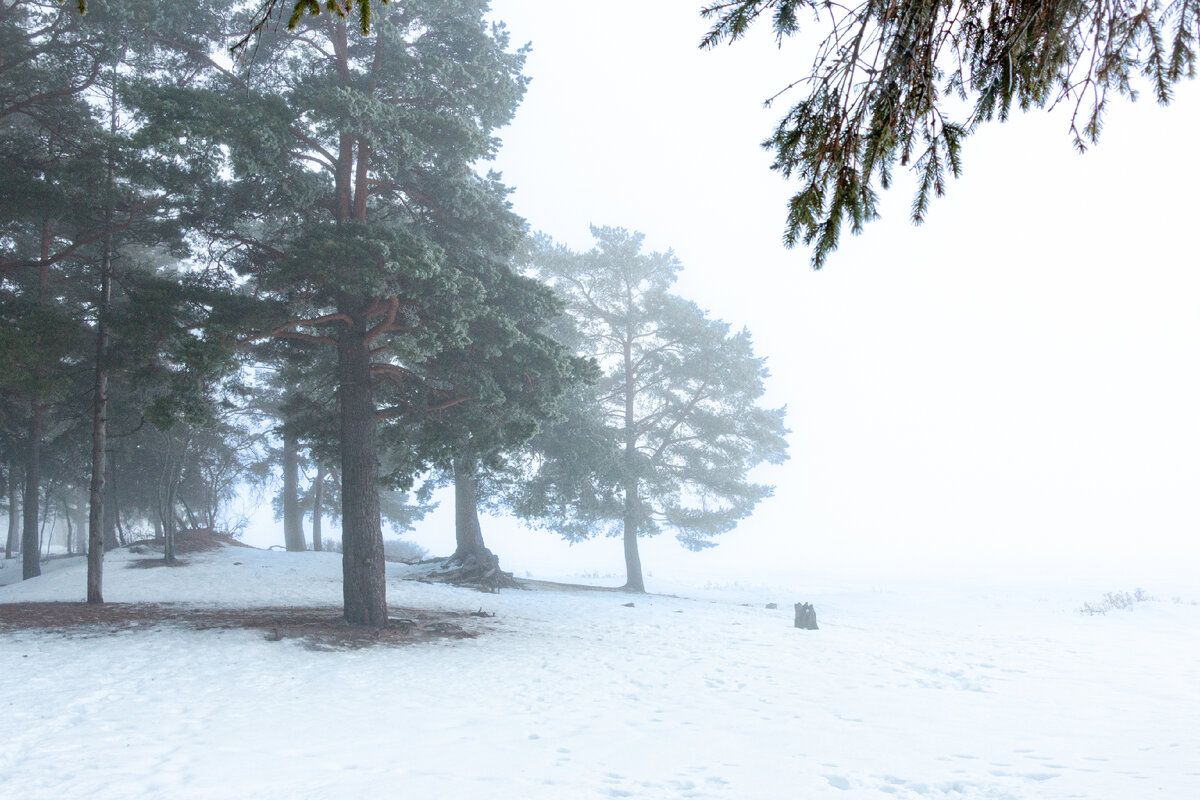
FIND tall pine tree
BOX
[523,227,789,591]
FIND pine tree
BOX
[523,227,790,591]
[702,0,1200,267]
[165,1,532,624]
[404,264,585,589]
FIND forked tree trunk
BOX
[337,293,386,626]
[22,405,42,580]
[311,461,325,552]
[282,429,306,551]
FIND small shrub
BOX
[382,539,427,562]
[1079,588,1154,615]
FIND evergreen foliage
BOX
[701,0,1200,267]
[521,227,789,590]
[171,0,536,621]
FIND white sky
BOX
[261,1,1200,590]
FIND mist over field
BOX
[2,1,1198,798]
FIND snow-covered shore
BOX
[2,545,1197,799]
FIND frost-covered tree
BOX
[157,1,533,625]
[523,227,789,591]
[701,0,1200,266]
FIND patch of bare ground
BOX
[125,528,253,557]
[0,603,490,650]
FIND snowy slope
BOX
[1,545,1198,800]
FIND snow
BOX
[2,546,1198,799]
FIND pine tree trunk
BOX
[5,460,18,559]
[311,462,325,552]
[22,227,51,579]
[87,84,115,602]
[434,456,515,591]
[337,293,386,626]
[104,457,120,549]
[159,432,183,565]
[163,480,177,565]
[39,476,53,559]
[622,336,645,592]
[622,480,645,592]
[63,497,73,556]
[282,429,306,551]
[87,250,111,602]
[451,456,499,568]
[22,405,42,580]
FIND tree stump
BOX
[794,602,818,630]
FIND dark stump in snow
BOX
[794,602,819,630]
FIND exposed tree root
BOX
[419,551,523,593]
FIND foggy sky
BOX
[243,1,1200,590]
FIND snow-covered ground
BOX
[1,545,1198,799]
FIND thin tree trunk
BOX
[5,460,18,558]
[163,468,179,565]
[159,430,185,565]
[106,457,121,548]
[282,428,305,551]
[311,461,325,552]
[63,496,73,556]
[337,293,386,626]
[22,405,42,579]
[22,222,51,581]
[41,489,53,559]
[622,336,645,592]
[163,501,176,563]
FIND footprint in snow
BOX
[825,775,851,790]
[1021,773,1060,781]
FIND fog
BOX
[4,5,1199,798]
[6,0,1196,593]
[380,0,1200,589]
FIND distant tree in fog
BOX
[520,227,789,592]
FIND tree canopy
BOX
[521,227,789,591]
[701,0,1200,267]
